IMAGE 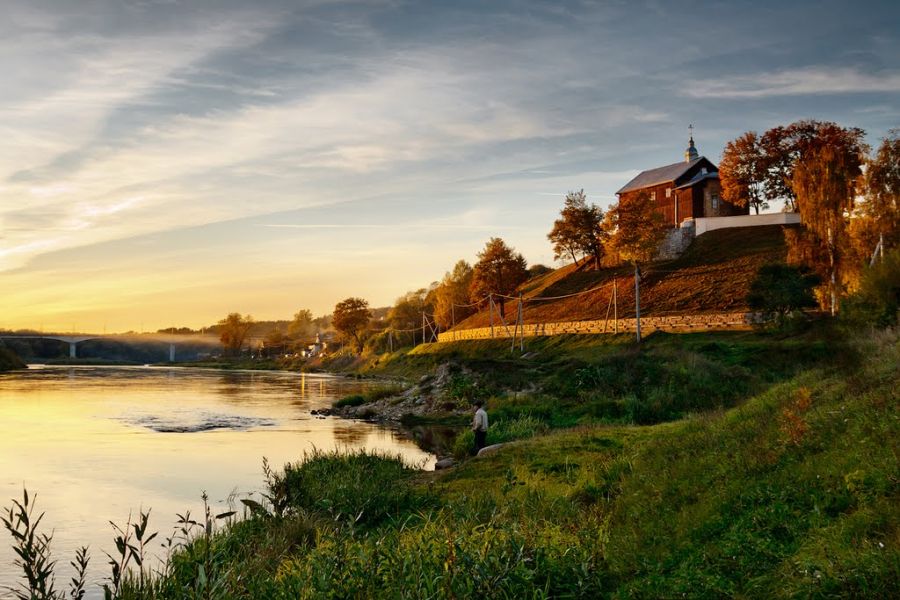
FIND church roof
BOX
[616,156,706,194]
[674,170,719,190]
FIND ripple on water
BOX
[121,412,278,433]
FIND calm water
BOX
[0,365,433,597]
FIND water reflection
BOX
[0,366,433,597]
[332,423,370,446]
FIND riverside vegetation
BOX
[4,322,898,598]
[0,347,26,372]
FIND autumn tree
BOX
[719,131,769,214]
[332,297,371,354]
[854,130,900,257]
[433,260,474,329]
[263,328,288,357]
[604,191,669,342]
[604,191,668,264]
[721,120,867,212]
[287,309,315,341]
[760,120,866,211]
[792,143,865,312]
[470,237,529,315]
[218,312,254,357]
[547,189,607,269]
[389,289,433,341]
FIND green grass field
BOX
[81,325,897,599]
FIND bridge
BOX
[0,334,220,360]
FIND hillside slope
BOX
[110,328,898,598]
[457,225,790,329]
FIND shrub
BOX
[280,450,432,526]
[333,384,403,408]
[842,248,900,327]
[334,394,366,408]
[747,262,820,327]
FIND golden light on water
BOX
[0,367,434,592]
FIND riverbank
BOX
[105,325,897,598]
[325,326,839,428]
[0,347,26,371]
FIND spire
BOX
[684,124,699,162]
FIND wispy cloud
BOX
[684,67,900,99]
[1,0,898,329]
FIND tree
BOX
[792,142,865,312]
[604,191,669,342]
[719,131,769,214]
[332,297,371,354]
[747,263,820,327]
[434,260,474,329]
[389,289,432,342]
[721,121,867,213]
[759,120,866,211]
[469,237,529,315]
[287,309,315,341]
[841,248,900,327]
[856,130,900,255]
[218,313,254,357]
[547,189,607,269]
[263,328,287,357]
[604,191,668,264]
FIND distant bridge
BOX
[0,334,220,360]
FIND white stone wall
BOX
[694,212,801,236]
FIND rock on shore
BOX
[322,362,475,422]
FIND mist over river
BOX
[0,365,434,598]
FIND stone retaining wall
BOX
[437,312,759,342]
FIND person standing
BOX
[472,399,488,454]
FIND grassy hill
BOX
[96,326,897,598]
[457,225,790,329]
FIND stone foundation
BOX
[437,312,760,342]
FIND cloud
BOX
[684,67,900,99]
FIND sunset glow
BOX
[2,0,898,332]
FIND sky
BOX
[1,0,899,333]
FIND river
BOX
[0,365,434,597]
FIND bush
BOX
[334,394,366,408]
[280,450,432,526]
[333,384,403,408]
[0,347,26,371]
[842,248,900,327]
[747,262,820,327]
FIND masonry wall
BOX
[694,212,801,236]
[437,312,760,342]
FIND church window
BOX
[650,190,657,201]
[666,187,672,198]
[711,193,720,210]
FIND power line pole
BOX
[634,264,642,343]
[828,227,836,317]
[489,295,495,339]
[613,277,618,334]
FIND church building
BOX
[616,133,748,226]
